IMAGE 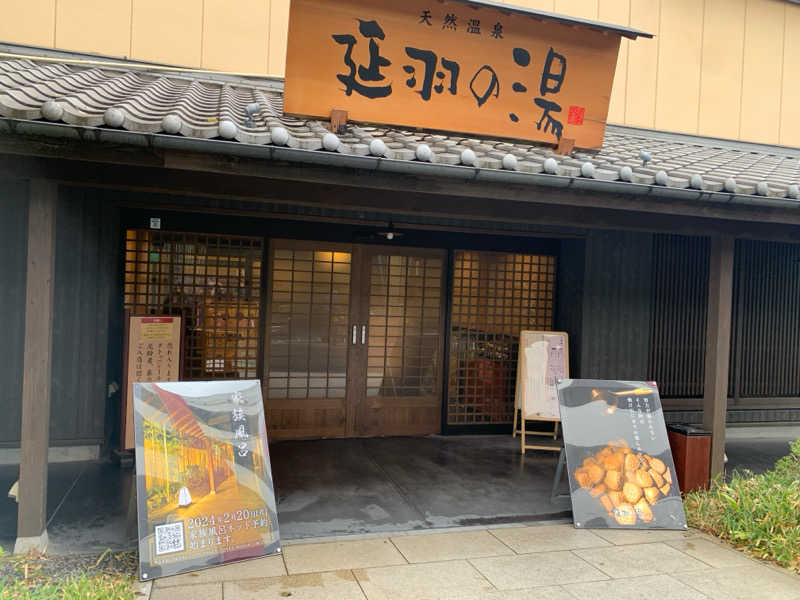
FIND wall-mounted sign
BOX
[557,379,687,530]
[285,0,630,148]
[133,380,280,581]
[122,315,182,449]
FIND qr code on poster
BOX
[154,522,185,555]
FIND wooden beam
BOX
[14,179,57,554]
[4,135,800,231]
[2,155,800,243]
[702,235,735,480]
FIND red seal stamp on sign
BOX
[568,106,585,125]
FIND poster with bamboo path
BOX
[133,380,280,581]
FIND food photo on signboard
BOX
[133,380,280,581]
[556,379,687,530]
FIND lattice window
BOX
[124,230,263,380]
[266,248,351,399]
[367,254,443,398]
[447,250,556,425]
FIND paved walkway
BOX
[4,428,797,553]
[145,522,800,599]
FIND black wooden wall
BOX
[648,235,710,399]
[730,240,800,403]
[556,238,585,378]
[579,231,655,381]
[0,184,119,446]
[0,182,29,446]
[50,187,120,445]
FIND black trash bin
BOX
[667,424,711,493]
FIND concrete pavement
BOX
[147,521,800,599]
[4,429,798,553]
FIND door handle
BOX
[361,325,367,345]
[352,325,358,345]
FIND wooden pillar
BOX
[702,235,735,480]
[15,180,57,554]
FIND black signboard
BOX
[133,380,280,580]
[557,379,687,530]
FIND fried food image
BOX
[644,486,661,504]
[649,469,665,488]
[574,468,592,489]
[602,452,624,472]
[623,481,643,504]
[649,457,667,474]
[635,469,654,488]
[613,503,637,525]
[604,469,623,491]
[624,453,641,473]
[586,463,605,485]
[572,441,676,526]
[634,498,654,523]
[590,484,607,497]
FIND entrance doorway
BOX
[264,241,446,440]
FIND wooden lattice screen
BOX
[447,250,556,425]
[265,247,351,401]
[124,230,263,380]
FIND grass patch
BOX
[684,438,800,573]
[0,572,134,600]
[0,549,136,600]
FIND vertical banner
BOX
[133,380,280,581]
[557,379,687,530]
[122,316,182,449]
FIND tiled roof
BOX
[1,57,799,201]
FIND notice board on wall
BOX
[122,315,182,449]
[515,331,568,420]
[557,379,687,530]
[133,380,280,581]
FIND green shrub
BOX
[684,438,800,572]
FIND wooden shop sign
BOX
[285,0,637,149]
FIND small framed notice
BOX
[122,314,182,449]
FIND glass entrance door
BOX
[264,241,445,440]
[356,246,446,437]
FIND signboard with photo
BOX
[133,380,280,581]
[556,379,687,530]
